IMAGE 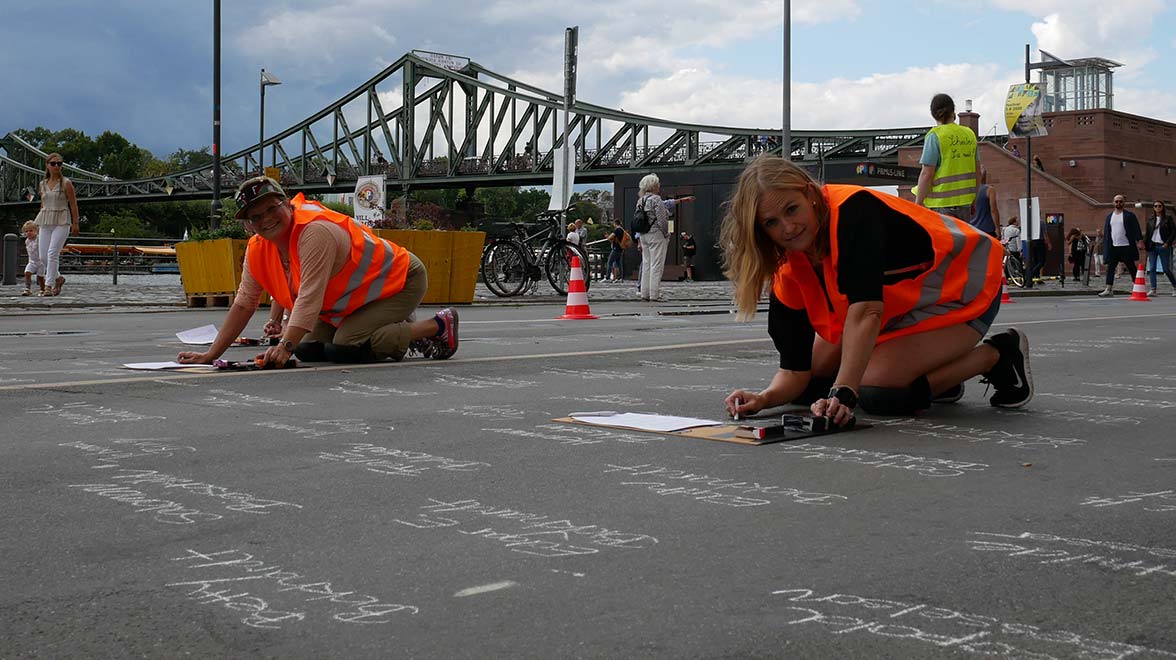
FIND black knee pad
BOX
[293,341,326,362]
[323,340,377,364]
[858,376,932,416]
[793,376,835,406]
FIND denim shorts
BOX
[966,288,1002,337]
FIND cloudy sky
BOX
[3,0,1174,160]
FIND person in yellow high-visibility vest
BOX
[914,94,979,221]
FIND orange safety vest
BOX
[772,185,1002,346]
[246,193,410,327]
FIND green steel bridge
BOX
[1,51,937,208]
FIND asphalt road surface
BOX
[2,296,1175,659]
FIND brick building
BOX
[899,108,1176,238]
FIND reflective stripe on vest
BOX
[771,185,1002,346]
[246,193,409,327]
[925,123,978,208]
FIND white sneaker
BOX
[1147,289,1157,296]
[1097,288,1113,297]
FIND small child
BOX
[21,221,45,296]
[565,222,580,246]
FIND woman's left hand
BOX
[811,395,855,428]
[70,223,79,236]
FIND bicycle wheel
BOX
[1005,255,1026,288]
[543,241,591,296]
[481,240,530,297]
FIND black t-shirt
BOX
[769,191,934,370]
[682,237,696,256]
[610,226,624,250]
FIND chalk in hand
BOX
[733,398,741,421]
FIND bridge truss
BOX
[1,52,932,207]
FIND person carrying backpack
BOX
[633,173,694,301]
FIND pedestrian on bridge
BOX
[33,153,80,296]
[721,157,1032,428]
[177,176,458,368]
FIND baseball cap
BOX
[234,176,287,219]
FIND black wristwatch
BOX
[827,385,859,410]
[279,339,296,353]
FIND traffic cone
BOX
[1000,273,1015,304]
[1128,262,1150,301]
[558,255,598,319]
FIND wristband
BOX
[826,385,859,410]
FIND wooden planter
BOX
[175,238,249,307]
[374,229,486,304]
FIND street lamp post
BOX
[782,0,790,160]
[259,68,282,172]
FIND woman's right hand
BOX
[724,389,765,419]
[262,319,283,338]
[177,351,214,365]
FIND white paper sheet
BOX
[176,325,219,345]
[122,362,217,371]
[569,412,724,432]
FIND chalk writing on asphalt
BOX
[1036,393,1176,409]
[329,380,435,397]
[436,404,533,420]
[60,437,196,462]
[395,497,658,558]
[603,463,847,507]
[774,442,988,477]
[1080,490,1176,513]
[548,393,652,406]
[169,548,418,629]
[319,443,489,477]
[543,366,644,380]
[865,417,1086,449]
[433,374,538,389]
[770,586,1176,658]
[968,531,1176,578]
[68,467,301,524]
[205,388,300,407]
[28,401,166,425]
[994,408,1140,426]
[695,353,778,366]
[482,424,653,446]
[1083,382,1176,395]
[649,384,731,394]
[638,359,729,372]
[255,419,376,437]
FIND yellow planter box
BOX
[176,238,248,295]
[176,238,271,307]
[374,229,485,304]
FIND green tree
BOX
[92,209,163,238]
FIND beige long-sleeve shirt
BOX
[236,221,351,330]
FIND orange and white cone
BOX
[1129,261,1151,301]
[1000,273,1015,304]
[558,255,598,320]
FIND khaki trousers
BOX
[307,253,427,361]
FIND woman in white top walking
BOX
[34,153,80,296]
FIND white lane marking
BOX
[0,338,772,391]
[6,311,1176,393]
[454,581,518,598]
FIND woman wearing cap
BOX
[34,153,80,296]
[177,176,458,367]
[721,157,1033,427]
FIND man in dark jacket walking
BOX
[1098,194,1145,297]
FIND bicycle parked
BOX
[480,207,591,297]
[1003,245,1026,288]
